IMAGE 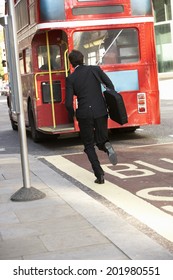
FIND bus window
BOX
[19,52,24,74]
[38,45,61,70]
[73,28,140,65]
[25,48,31,73]
[131,0,152,16]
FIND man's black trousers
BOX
[78,115,108,178]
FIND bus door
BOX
[32,30,73,135]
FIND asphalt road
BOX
[1,95,173,155]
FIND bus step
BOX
[38,124,75,133]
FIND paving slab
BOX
[0,236,47,260]
[23,243,128,260]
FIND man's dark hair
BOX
[69,50,84,67]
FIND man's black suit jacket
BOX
[65,65,115,120]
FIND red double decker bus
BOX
[6,0,160,142]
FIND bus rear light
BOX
[137,93,147,113]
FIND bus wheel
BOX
[110,126,140,134]
[122,126,140,133]
[10,118,18,131]
[28,104,43,143]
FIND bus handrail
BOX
[34,69,66,100]
[64,49,69,77]
[45,31,56,128]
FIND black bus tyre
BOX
[110,126,139,134]
[10,118,18,131]
[28,104,43,143]
[122,126,140,133]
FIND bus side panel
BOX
[21,73,35,126]
[138,22,160,124]
[106,21,160,129]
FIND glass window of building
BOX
[155,24,173,72]
[153,0,173,73]
[153,0,172,22]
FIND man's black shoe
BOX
[94,175,104,184]
[105,142,117,165]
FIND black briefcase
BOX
[91,67,128,125]
[103,89,128,125]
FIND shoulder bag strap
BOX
[91,67,107,89]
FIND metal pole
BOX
[1,0,45,201]
[8,0,31,189]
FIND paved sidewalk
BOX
[0,154,173,260]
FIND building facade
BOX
[153,0,173,78]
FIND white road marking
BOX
[102,163,154,178]
[129,142,173,149]
[45,155,173,243]
[162,206,173,213]
[135,160,173,173]
[0,148,5,152]
[136,187,173,201]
